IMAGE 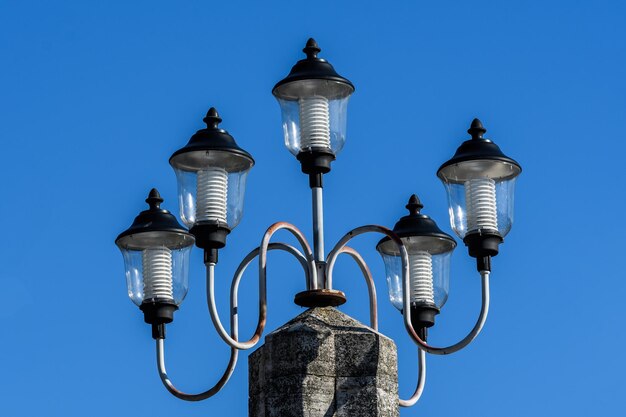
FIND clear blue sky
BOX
[1,1,625,416]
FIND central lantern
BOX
[273,38,354,176]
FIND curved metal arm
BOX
[326,225,408,294]
[259,222,317,289]
[156,264,243,402]
[326,225,490,355]
[399,348,426,407]
[207,239,311,350]
[403,271,490,355]
[154,239,311,399]
[156,338,238,402]
[334,246,378,331]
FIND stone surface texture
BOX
[249,307,399,417]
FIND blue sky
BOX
[1,1,625,416]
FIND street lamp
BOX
[115,188,195,338]
[376,194,456,335]
[273,38,354,179]
[437,118,521,267]
[169,107,254,252]
[116,38,522,406]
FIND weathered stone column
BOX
[249,307,399,417]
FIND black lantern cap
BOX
[377,195,457,256]
[272,38,355,100]
[169,108,255,173]
[437,119,522,183]
[115,189,194,250]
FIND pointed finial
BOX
[203,107,222,129]
[146,188,163,209]
[467,118,487,140]
[303,38,321,59]
[406,194,424,215]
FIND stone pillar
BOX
[249,307,399,417]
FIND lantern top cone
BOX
[115,188,194,250]
[437,118,522,183]
[377,194,456,256]
[169,107,254,173]
[272,38,355,100]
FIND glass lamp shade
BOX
[376,195,456,311]
[169,108,254,230]
[273,39,354,156]
[173,166,250,229]
[437,119,522,239]
[378,243,453,310]
[115,189,195,307]
[120,245,192,306]
[438,174,517,239]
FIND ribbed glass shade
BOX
[120,245,192,307]
[378,236,453,311]
[438,160,518,239]
[276,81,351,156]
[173,167,250,229]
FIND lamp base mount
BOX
[294,289,347,308]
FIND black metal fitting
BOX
[308,173,324,188]
[140,301,178,329]
[204,248,219,265]
[409,303,440,331]
[463,230,503,259]
[151,323,166,340]
[476,256,492,272]
[190,222,231,250]
[417,327,428,342]
[297,149,336,176]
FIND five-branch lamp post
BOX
[116,38,522,405]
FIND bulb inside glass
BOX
[439,162,517,239]
[275,79,351,156]
[121,245,191,307]
[174,167,250,229]
[437,159,521,239]
[378,236,453,311]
